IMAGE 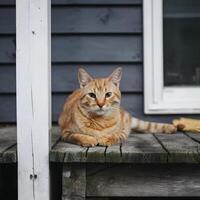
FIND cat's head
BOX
[78,68,122,116]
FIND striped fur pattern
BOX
[59,68,177,147]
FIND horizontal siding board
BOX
[0,7,15,34]
[0,0,15,5]
[0,7,141,34]
[0,95,16,122]
[51,0,142,5]
[1,36,142,63]
[0,65,15,93]
[52,64,143,92]
[0,37,16,63]
[52,7,142,33]
[52,35,142,62]
[0,64,142,93]
[0,0,141,5]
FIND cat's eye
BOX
[88,92,96,98]
[105,92,112,98]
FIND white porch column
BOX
[16,0,51,199]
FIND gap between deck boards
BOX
[0,126,200,163]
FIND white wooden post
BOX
[16,0,51,199]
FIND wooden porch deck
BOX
[1,126,200,198]
[2,126,200,164]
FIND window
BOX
[144,0,200,114]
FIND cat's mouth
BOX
[95,108,107,115]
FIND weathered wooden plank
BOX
[120,134,167,163]
[50,141,88,162]
[155,132,200,163]
[87,164,200,197]
[0,64,142,93]
[105,144,122,162]
[0,7,15,34]
[1,144,17,163]
[86,146,107,162]
[0,0,142,5]
[185,132,200,144]
[0,127,16,155]
[0,127,16,163]
[52,36,142,62]
[51,126,61,148]
[62,164,86,200]
[50,133,166,163]
[52,7,141,33]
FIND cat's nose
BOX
[97,100,105,108]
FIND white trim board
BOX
[16,0,51,199]
[143,0,200,114]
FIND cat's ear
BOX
[108,67,122,87]
[78,68,93,88]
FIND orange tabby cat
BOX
[59,68,177,147]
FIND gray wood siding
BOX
[0,0,199,123]
[0,0,144,123]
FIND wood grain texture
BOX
[50,141,88,162]
[185,132,200,143]
[52,35,142,62]
[52,0,141,5]
[0,36,141,63]
[87,164,200,197]
[50,129,200,164]
[62,164,86,200]
[0,6,142,34]
[16,0,51,199]
[1,145,17,163]
[120,134,167,163]
[0,127,16,163]
[0,64,142,93]
[0,36,16,63]
[154,132,200,163]
[0,7,15,34]
[52,7,141,33]
[0,95,16,122]
[52,64,143,92]
[0,0,142,5]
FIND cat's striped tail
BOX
[131,117,177,134]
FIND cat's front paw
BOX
[98,136,118,147]
[164,124,177,134]
[79,137,98,147]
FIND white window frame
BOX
[143,0,200,114]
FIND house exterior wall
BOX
[0,0,199,123]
